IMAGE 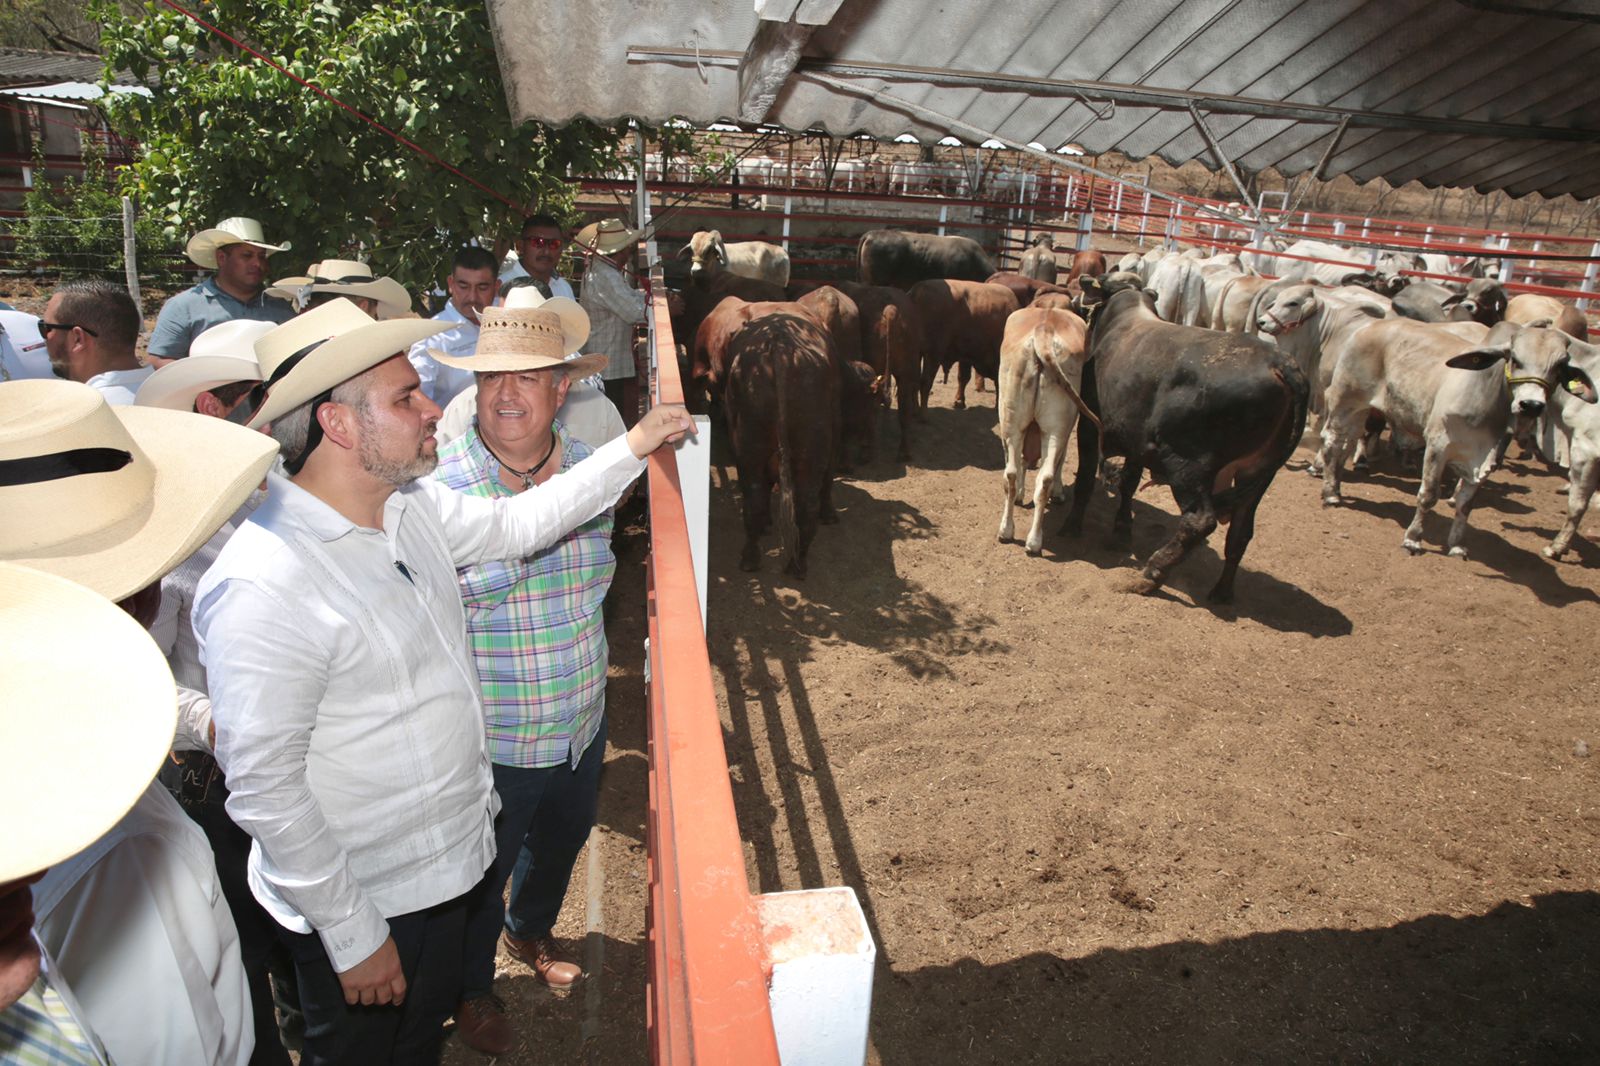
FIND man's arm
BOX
[195,578,391,977]
[146,296,197,360]
[590,267,647,324]
[431,405,694,567]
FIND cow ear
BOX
[1439,292,1466,309]
[1143,288,1159,301]
[1445,347,1508,372]
[1561,365,1599,404]
[1082,275,1102,293]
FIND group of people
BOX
[0,207,679,1064]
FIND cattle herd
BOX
[667,225,1600,600]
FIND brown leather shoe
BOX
[455,994,514,1056]
[503,932,583,988]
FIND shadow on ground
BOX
[871,892,1600,1065]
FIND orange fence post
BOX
[643,274,784,1066]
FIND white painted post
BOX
[1166,201,1182,251]
[758,888,876,1066]
[782,197,792,255]
[1078,209,1092,251]
[675,415,712,630]
[1499,234,1514,284]
[1360,217,1371,241]
[21,164,32,189]
[1112,183,1124,236]
[1333,219,1346,238]
[937,203,947,237]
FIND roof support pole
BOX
[736,0,847,123]
[1188,104,1256,219]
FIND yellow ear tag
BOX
[1570,377,1585,394]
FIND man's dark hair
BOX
[500,276,542,294]
[451,246,498,275]
[54,279,140,350]
[519,213,563,237]
[192,378,256,413]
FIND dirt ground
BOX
[440,372,1598,1064]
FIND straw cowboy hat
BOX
[135,319,272,412]
[247,297,450,431]
[0,378,280,602]
[0,562,178,881]
[185,216,291,269]
[265,259,411,318]
[429,286,605,378]
[574,218,644,256]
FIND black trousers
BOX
[279,872,487,1066]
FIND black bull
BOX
[1063,287,1310,603]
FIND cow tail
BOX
[1216,358,1310,514]
[1031,323,1101,434]
[775,378,802,568]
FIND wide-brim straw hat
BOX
[0,379,280,602]
[429,286,606,378]
[0,562,178,881]
[135,319,271,412]
[265,259,411,319]
[575,218,644,256]
[247,297,450,430]
[186,216,291,269]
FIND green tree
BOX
[13,136,171,279]
[91,0,632,296]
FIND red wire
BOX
[156,0,521,211]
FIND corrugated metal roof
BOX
[0,82,151,103]
[487,0,1600,199]
[0,47,142,88]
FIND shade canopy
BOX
[488,0,1600,199]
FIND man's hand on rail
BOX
[627,404,697,458]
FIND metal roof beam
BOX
[626,45,1600,143]
[736,0,847,124]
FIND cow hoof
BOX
[1447,546,1468,559]
[1542,545,1564,560]
[1321,494,1343,507]
[1353,459,1370,473]
[954,400,966,410]
[1207,587,1235,605]
[1401,539,1423,556]
[1305,465,1324,478]
[1124,575,1161,596]
[998,530,1013,544]
[1024,541,1043,557]
[782,559,808,579]
[820,510,841,526]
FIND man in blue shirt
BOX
[148,217,295,366]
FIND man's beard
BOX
[356,412,439,487]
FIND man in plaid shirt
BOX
[426,291,614,1056]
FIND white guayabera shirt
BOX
[193,435,644,972]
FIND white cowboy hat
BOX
[574,218,644,256]
[135,319,272,412]
[429,286,605,378]
[0,379,280,602]
[265,259,412,319]
[247,297,450,430]
[185,216,291,269]
[0,562,178,881]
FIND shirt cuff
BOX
[172,687,214,753]
[318,899,392,974]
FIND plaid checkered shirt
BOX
[434,421,615,769]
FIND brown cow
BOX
[910,280,1020,409]
[841,360,881,468]
[1017,234,1059,283]
[672,273,789,359]
[718,307,839,576]
[835,280,922,461]
[984,272,1075,308]
[797,286,870,468]
[1066,249,1108,287]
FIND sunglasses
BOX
[521,236,564,250]
[40,321,98,337]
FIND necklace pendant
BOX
[521,472,536,491]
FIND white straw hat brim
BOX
[186,230,291,269]
[135,354,263,411]
[0,403,281,602]
[0,562,178,877]
[248,317,452,429]
[428,349,609,379]
[265,276,412,318]
[0,562,178,880]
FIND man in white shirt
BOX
[576,219,649,424]
[498,213,576,299]
[41,279,151,403]
[407,247,500,408]
[196,299,692,1063]
[0,378,283,1066]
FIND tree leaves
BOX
[91,0,631,295]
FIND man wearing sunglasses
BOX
[498,214,575,301]
[42,278,151,405]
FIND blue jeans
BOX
[461,715,607,1000]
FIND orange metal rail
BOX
[643,275,783,1065]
